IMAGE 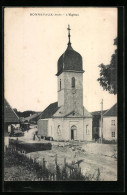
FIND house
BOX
[102,103,117,140]
[91,103,117,141]
[4,98,20,149]
[38,25,93,141]
[91,110,107,140]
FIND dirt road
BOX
[28,142,117,181]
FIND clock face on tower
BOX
[72,89,76,94]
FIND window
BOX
[86,125,89,135]
[111,120,115,125]
[72,77,75,88]
[8,125,11,133]
[60,79,61,90]
[51,126,52,136]
[112,132,115,137]
[57,125,61,135]
[71,125,77,140]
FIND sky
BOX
[4,7,117,112]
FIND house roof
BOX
[91,110,107,116]
[4,99,19,123]
[39,102,59,119]
[23,112,41,122]
[103,103,117,117]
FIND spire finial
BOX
[67,24,71,47]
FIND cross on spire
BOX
[67,24,71,46]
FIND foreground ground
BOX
[6,126,117,181]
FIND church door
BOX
[71,125,77,140]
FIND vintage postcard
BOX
[4,7,118,184]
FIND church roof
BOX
[56,46,84,76]
[56,25,84,76]
[39,102,59,119]
[63,108,92,118]
[4,98,19,123]
[83,106,92,117]
[103,103,117,117]
[39,101,92,119]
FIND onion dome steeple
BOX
[56,25,84,76]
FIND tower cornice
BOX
[56,70,85,76]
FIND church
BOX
[38,25,92,141]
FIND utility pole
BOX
[100,99,103,144]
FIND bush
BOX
[4,147,50,180]
[102,139,117,144]
[9,139,52,153]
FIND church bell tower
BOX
[56,25,85,115]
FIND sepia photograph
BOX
[4,7,118,183]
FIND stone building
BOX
[38,25,92,141]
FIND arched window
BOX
[60,79,61,90]
[72,77,75,88]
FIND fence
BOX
[5,141,100,181]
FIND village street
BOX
[11,126,117,181]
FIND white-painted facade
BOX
[98,116,117,140]
[38,117,92,141]
[103,117,117,140]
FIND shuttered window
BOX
[111,120,115,125]
[86,125,89,135]
[60,79,61,90]
[112,132,115,137]
[72,77,75,88]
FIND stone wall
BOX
[57,71,83,115]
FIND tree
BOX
[97,37,117,95]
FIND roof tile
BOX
[4,99,19,123]
[39,102,59,119]
[103,103,117,117]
